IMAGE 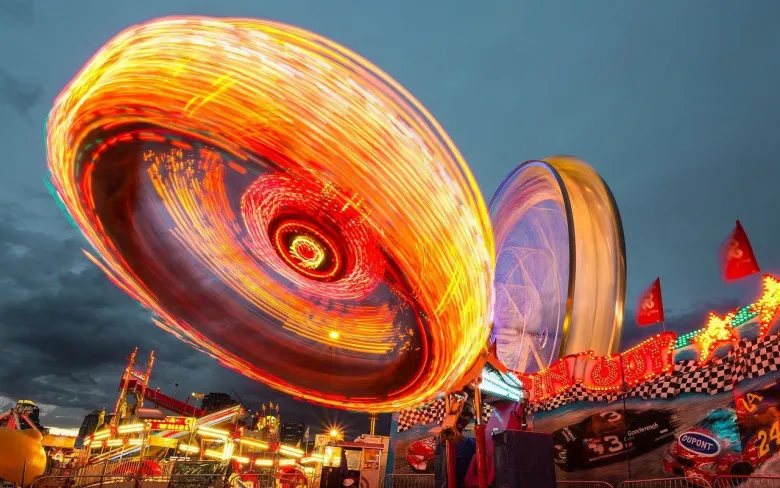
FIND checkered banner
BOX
[396,399,493,433]
[397,334,780,429]
[529,333,780,412]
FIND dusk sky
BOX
[1,0,779,435]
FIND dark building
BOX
[78,409,114,438]
[280,422,306,446]
[200,392,237,413]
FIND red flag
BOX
[721,220,760,281]
[637,278,665,326]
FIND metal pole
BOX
[21,458,26,488]
[99,457,108,488]
[618,355,631,480]
[368,414,377,436]
[444,395,457,488]
[135,426,149,488]
[471,385,488,488]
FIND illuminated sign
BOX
[148,416,194,432]
[517,332,676,402]
[148,436,179,448]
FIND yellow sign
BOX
[42,435,77,449]
[148,436,179,449]
[148,416,194,432]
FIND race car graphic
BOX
[736,378,780,456]
[663,407,751,483]
[664,383,780,486]
[553,408,676,472]
[406,437,436,473]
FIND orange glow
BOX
[517,332,675,402]
[752,274,780,338]
[46,17,494,412]
[693,311,738,363]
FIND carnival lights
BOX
[196,426,229,439]
[117,422,145,434]
[232,455,250,465]
[300,455,324,464]
[753,274,780,338]
[693,311,738,363]
[178,444,199,454]
[674,275,778,353]
[279,445,305,458]
[239,438,269,450]
[92,429,110,441]
[46,16,494,412]
[517,333,675,402]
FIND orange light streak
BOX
[46,17,494,412]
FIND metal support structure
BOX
[472,382,489,488]
[444,395,457,488]
[368,413,378,435]
[137,351,155,410]
[113,348,137,429]
[134,425,149,488]
[98,458,108,488]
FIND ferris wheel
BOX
[489,157,627,374]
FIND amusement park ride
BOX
[82,348,315,477]
[32,15,627,488]
[0,12,761,488]
[0,401,48,486]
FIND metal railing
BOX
[228,473,277,488]
[617,477,712,488]
[26,472,778,488]
[712,476,780,487]
[138,474,226,488]
[557,481,616,488]
[30,475,135,488]
[380,474,435,488]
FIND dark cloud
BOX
[0,69,44,120]
[0,0,34,25]
[0,199,388,436]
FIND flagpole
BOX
[618,354,631,480]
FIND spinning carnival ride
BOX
[42,15,627,486]
[490,158,626,374]
[46,17,494,413]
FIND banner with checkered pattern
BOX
[395,334,780,431]
[529,333,779,412]
[396,399,493,433]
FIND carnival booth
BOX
[319,440,384,488]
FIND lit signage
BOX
[148,416,194,432]
[516,332,676,402]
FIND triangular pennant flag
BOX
[722,220,760,281]
[637,278,665,326]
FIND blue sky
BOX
[0,0,778,432]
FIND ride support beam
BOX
[472,382,488,488]
[444,395,457,488]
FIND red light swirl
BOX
[46,17,494,412]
